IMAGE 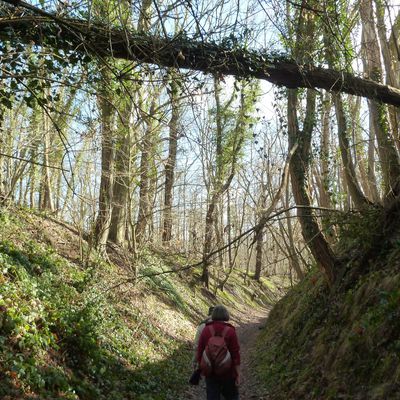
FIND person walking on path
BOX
[196,304,240,400]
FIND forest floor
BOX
[185,306,271,400]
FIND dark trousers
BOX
[205,376,239,400]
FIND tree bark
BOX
[108,100,132,246]
[318,94,332,209]
[349,96,377,202]
[254,179,267,281]
[0,104,4,200]
[254,227,263,282]
[360,0,400,199]
[374,0,400,152]
[333,94,371,208]
[162,77,180,243]
[288,89,337,284]
[284,186,304,280]
[3,9,400,106]
[202,79,228,287]
[94,85,115,251]
[135,99,158,244]
[39,111,54,212]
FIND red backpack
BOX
[200,324,232,377]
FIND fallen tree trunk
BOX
[1,0,400,106]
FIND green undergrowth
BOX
[256,206,400,399]
[0,207,278,399]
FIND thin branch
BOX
[0,151,69,172]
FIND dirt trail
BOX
[185,307,270,400]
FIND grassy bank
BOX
[255,206,400,399]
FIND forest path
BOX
[185,306,271,400]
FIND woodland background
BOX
[1,1,400,399]
[1,0,400,290]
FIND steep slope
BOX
[255,205,400,399]
[0,207,278,400]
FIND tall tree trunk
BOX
[322,12,370,209]
[0,106,4,200]
[374,0,400,152]
[201,78,224,287]
[29,146,37,209]
[254,227,263,281]
[333,94,371,208]
[39,112,54,212]
[94,85,115,251]
[109,101,132,245]
[147,155,158,241]
[285,186,304,280]
[202,195,217,288]
[201,78,251,286]
[162,77,180,243]
[360,0,400,200]
[202,186,234,287]
[254,181,267,281]
[288,89,337,284]
[136,100,158,244]
[350,96,376,202]
[318,94,332,209]
[367,109,381,203]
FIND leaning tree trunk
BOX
[6,9,400,107]
[288,89,337,284]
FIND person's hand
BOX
[235,375,241,387]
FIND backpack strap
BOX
[208,325,215,336]
[208,324,229,337]
[221,326,229,338]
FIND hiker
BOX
[193,306,215,368]
[196,304,240,400]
